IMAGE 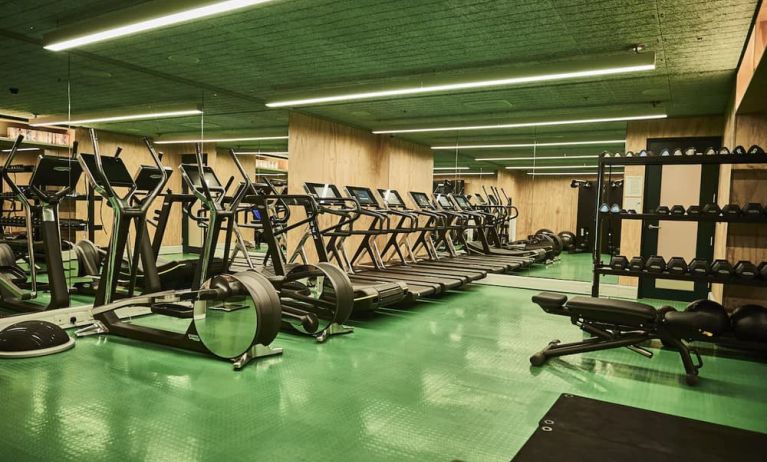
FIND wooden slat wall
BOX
[619,116,724,286]
[287,112,432,261]
[463,171,578,238]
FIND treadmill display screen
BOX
[308,183,340,199]
[180,164,223,191]
[474,194,487,205]
[134,166,173,191]
[454,195,470,209]
[378,189,404,207]
[436,194,452,208]
[347,187,377,206]
[79,154,135,188]
[31,157,83,188]
[411,192,432,208]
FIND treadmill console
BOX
[410,192,433,209]
[79,154,135,188]
[180,164,224,192]
[30,156,83,188]
[435,194,453,210]
[453,195,471,210]
[346,186,378,207]
[134,165,173,192]
[377,189,405,207]
[305,182,342,199]
[474,194,487,205]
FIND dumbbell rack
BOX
[591,153,767,297]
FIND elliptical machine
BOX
[75,129,283,369]
[179,147,354,342]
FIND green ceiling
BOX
[0,0,759,166]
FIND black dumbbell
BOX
[629,256,645,271]
[610,255,629,270]
[599,203,609,213]
[667,257,688,274]
[689,258,710,275]
[684,147,697,156]
[660,148,672,157]
[646,255,667,273]
[686,205,702,216]
[711,259,734,278]
[610,204,621,213]
[747,145,764,155]
[704,147,718,155]
[759,262,767,280]
[655,205,670,215]
[670,205,686,215]
[722,204,742,216]
[734,260,757,279]
[733,145,747,155]
[702,203,721,216]
[742,203,765,217]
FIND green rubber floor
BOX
[520,252,619,283]
[2,285,767,462]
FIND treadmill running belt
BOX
[511,394,766,462]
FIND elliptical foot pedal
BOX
[151,303,193,318]
[76,320,108,337]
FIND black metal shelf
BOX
[596,267,767,287]
[601,154,767,166]
[598,212,767,223]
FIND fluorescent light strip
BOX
[506,165,599,170]
[44,0,275,51]
[267,64,654,107]
[31,109,202,127]
[477,154,599,161]
[2,147,40,152]
[432,140,625,150]
[155,135,288,144]
[433,172,496,176]
[527,172,624,176]
[433,167,470,170]
[237,151,289,158]
[256,173,286,176]
[373,114,666,134]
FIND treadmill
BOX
[376,188,505,274]
[343,185,483,287]
[304,183,443,298]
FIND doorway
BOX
[639,136,721,301]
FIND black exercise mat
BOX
[511,394,767,462]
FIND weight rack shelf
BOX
[595,267,767,287]
[601,154,767,166]
[598,212,767,223]
[591,149,767,297]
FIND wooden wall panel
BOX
[287,112,432,261]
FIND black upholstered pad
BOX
[567,296,658,327]
[532,292,568,315]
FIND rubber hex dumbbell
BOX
[711,259,734,278]
[660,148,672,157]
[667,257,688,274]
[610,255,629,270]
[686,205,702,216]
[747,145,764,155]
[655,205,671,215]
[722,204,742,216]
[733,145,747,155]
[702,203,721,216]
[670,205,686,216]
[742,203,765,217]
[629,256,646,271]
[734,260,757,279]
[759,262,767,280]
[645,255,667,273]
[689,258,710,275]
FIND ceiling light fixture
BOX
[1,147,40,152]
[31,109,202,127]
[433,172,496,176]
[477,154,599,162]
[433,167,470,170]
[373,114,666,134]
[155,135,288,144]
[43,0,275,51]
[526,171,624,176]
[266,54,655,107]
[432,140,626,150]
[236,151,289,158]
[506,165,601,170]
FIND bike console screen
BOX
[347,186,377,206]
[378,189,404,207]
